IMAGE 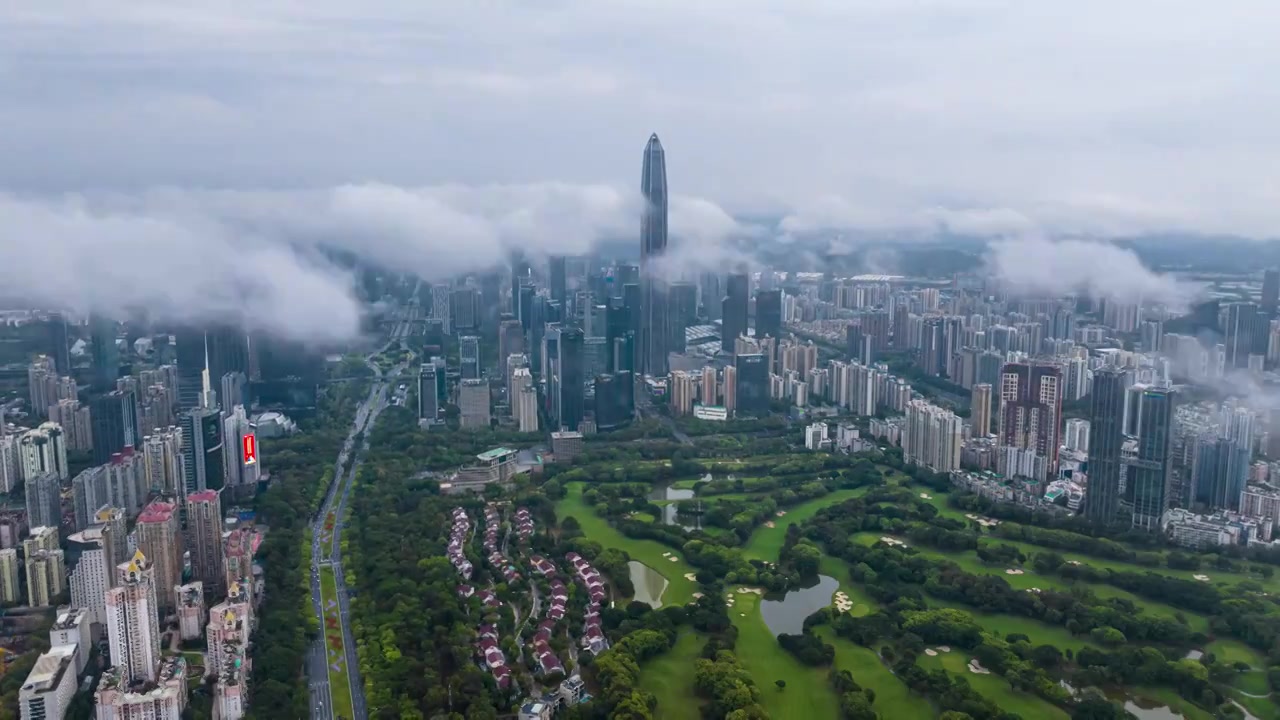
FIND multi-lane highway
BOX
[308,317,414,720]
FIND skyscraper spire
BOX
[199,334,218,411]
[639,133,670,377]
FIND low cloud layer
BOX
[0,184,756,342]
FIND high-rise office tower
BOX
[91,390,140,465]
[549,255,568,305]
[46,312,71,376]
[722,273,750,353]
[1264,268,1280,318]
[182,362,224,497]
[205,327,250,389]
[1191,437,1249,511]
[105,551,163,683]
[755,290,782,340]
[511,369,538,432]
[970,383,992,437]
[174,328,207,411]
[142,427,184,496]
[1083,368,1126,524]
[136,501,183,613]
[667,281,697,354]
[24,472,61,533]
[1224,302,1265,368]
[90,315,121,393]
[1128,387,1176,530]
[593,372,633,431]
[187,490,224,591]
[417,363,440,422]
[430,284,453,335]
[734,353,769,417]
[220,371,248,412]
[460,336,481,379]
[451,286,480,332]
[639,134,670,377]
[996,361,1063,482]
[498,317,525,374]
[557,328,585,432]
[458,379,491,429]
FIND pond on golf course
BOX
[629,561,669,609]
[759,574,839,636]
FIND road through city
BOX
[308,317,413,720]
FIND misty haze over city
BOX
[5,2,1280,339]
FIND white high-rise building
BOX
[0,549,19,604]
[1064,418,1091,454]
[222,405,260,491]
[69,524,115,628]
[49,398,93,452]
[142,427,185,495]
[18,645,78,720]
[511,369,538,433]
[105,551,162,684]
[18,422,69,481]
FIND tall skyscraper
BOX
[18,422,69,480]
[549,255,568,304]
[1263,268,1280,318]
[734,353,769,417]
[1128,387,1176,530]
[187,490,224,591]
[460,336,481,379]
[903,399,963,473]
[1083,368,1126,524]
[136,501,183,613]
[105,551,163,683]
[417,363,440,422]
[639,133,670,377]
[90,315,121,393]
[996,361,1063,483]
[970,383,992,437]
[222,405,259,492]
[722,273,750,352]
[1224,302,1265,368]
[557,328,585,432]
[72,465,111,531]
[91,390,140,465]
[174,328,207,411]
[458,379,491,429]
[755,290,783,340]
[142,427,184,496]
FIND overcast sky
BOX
[5,0,1280,237]
[1,1,1274,337]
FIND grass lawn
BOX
[730,592,840,719]
[814,626,935,718]
[918,650,1069,720]
[319,565,355,720]
[743,487,874,562]
[639,631,706,720]
[1206,638,1267,667]
[927,599,1096,653]
[1231,689,1279,720]
[557,483,698,606]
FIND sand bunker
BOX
[764,521,776,528]
[683,573,697,581]
[968,659,991,675]
[668,556,679,562]
[661,552,671,557]
[1005,568,1024,575]
[879,536,908,548]
[925,649,938,656]
[1193,574,1210,582]
[938,646,951,653]
[919,493,933,500]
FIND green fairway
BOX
[556,483,698,605]
[815,626,935,718]
[927,599,1096,652]
[743,487,873,561]
[919,649,1069,720]
[730,592,840,719]
[639,631,706,720]
[818,553,876,617]
[319,565,355,720]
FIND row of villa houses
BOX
[564,552,608,655]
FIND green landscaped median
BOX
[814,626,934,719]
[639,631,706,720]
[556,483,698,606]
[729,592,840,719]
[318,565,355,720]
[743,487,874,561]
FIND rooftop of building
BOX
[476,447,517,461]
[550,431,583,441]
[187,489,219,503]
[20,645,75,695]
[177,582,204,606]
[137,501,176,523]
[52,607,87,630]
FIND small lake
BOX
[649,475,718,529]
[759,574,838,636]
[629,561,669,609]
